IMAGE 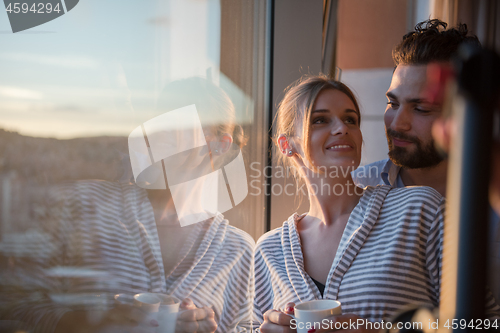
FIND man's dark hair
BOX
[393,19,480,66]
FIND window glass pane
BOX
[0,1,267,331]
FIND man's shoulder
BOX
[386,185,444,206]
[352,159,395,187]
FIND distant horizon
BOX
[0,126,128,140]
[0,0,230,142]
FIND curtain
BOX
[432,0,500,52]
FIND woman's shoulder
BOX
[255,228,281,249]
[225,224,256,249]
[206,215,255,257]
[255,213,298,248]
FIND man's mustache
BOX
[386,128,419,144]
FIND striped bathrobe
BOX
[254,185,446,323]
[254,185,500,323]
[2,180,254,333]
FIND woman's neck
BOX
[146,189,178,226]
[304,173,363,226]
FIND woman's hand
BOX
[175,298,217,333]
[259,302,381,333]
[259,302,296,333]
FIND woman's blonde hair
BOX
[274,74,360,180]
[157,77,248,148]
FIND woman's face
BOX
[305,88,362,172]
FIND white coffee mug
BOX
[133,293,161,313]
[293,300,342,333]
[155,294,180,333]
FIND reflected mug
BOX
[116,293,180,333]
[155,294,181,333]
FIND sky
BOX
[0,0,248,139]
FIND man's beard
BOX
[386,128,444,169]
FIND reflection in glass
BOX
[0,78,254,333]
[0,1,267,332]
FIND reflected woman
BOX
[254,75,447,332]
[3,77,254,333]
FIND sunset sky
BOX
[0,0,243,139]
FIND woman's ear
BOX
[212,133,233,155]
[278,135,294,156]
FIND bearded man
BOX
[353,19,480,197]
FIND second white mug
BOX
[293,299,342,333]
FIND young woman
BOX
[254,75,445,332]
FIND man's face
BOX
[384,64,444,169]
